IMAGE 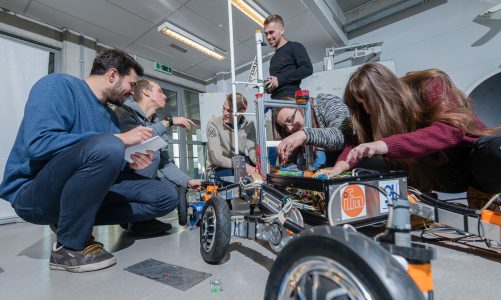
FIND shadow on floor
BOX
[16,224,184,259]
[107,225,185,252]
[229,241,274,271]
[0,267,4,273]
[17,234,56,259]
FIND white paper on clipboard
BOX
[124,136,167,163]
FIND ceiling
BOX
[0,0,428,82]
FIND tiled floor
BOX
[1,215,501,299]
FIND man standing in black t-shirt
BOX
[264,15,313,100]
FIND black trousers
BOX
[469,130,501,194]
[430,131,501,194]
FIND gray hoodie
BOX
[206,116,257,170]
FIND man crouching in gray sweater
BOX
[206,93,257,178]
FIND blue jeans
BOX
[213,156,254,179]
[12,135,179,250]
[268,147,278,166]
[213,167,234,178]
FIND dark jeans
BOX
[213,167,234,178]
[268,147,278,167]
[426,132,501,194]
[213,156,254,178]
[12,135,179,250]
[469,131,501,194]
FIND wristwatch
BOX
[164,115,173,127]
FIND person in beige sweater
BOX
[207,93,257,177]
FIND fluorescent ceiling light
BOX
[231,0,267,27]
[158,22,226,61]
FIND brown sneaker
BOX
[411,215,433,230]
[49,241,116,272]
[467,186,499,212]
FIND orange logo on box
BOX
[341,185,365,217]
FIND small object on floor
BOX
[124,259,212,291]
[49,241,116,273]
[209,276,222,286]
[146,273,162,279]
[122,219,172,237]
[209,276,223,294]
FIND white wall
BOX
[350,0,501,91]
[61,37,96,79]
[302,60,396,98]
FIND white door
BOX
[0,35,51,223]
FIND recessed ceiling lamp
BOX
[158,21,226,61]
[231,0,267,27]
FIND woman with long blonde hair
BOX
[320,62,501,197]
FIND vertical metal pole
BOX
[228,0,239,156]
[304,101,314,170]
[255,30,265,95]
[255,30,267,176]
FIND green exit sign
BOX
[154,62,172,75]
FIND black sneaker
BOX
[49,241,116,272]
[123,219,172,237]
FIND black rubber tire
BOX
[177,186,188,226]
[200,196,231,264]
[264,225,424,300]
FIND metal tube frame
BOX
[228,0,239,156]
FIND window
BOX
[184,90,202,142]
[184,90,205,178]
[155,89,179,138]
[148,78,205,178]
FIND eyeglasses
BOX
[284,109,298,126]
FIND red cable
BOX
[255,144,263,177]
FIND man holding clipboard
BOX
[115,79,201,235]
